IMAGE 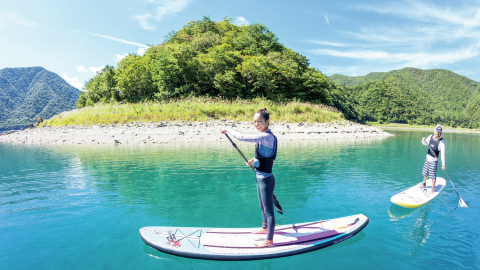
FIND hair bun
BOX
[255,108,270,121]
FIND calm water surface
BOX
[1,130,479,269]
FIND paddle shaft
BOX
[224,133,284,214]
[425,136,467,206]
[443,170,463,202]
[224,133,256,172]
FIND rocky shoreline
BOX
[0,120,393,145]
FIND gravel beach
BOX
[0,120,393,145]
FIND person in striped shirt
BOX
[420,125,446,194]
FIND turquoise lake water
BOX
[1,130,479,269]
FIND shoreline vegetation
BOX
[43,97,344,126]
[2,97,478,145]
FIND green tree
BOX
[116,53,157,102]
[77,65,118,108]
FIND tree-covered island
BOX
[46,16,479,129]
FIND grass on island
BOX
[43,97,345,126]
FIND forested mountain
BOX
[0,67,79,130]
[329,68,480,128]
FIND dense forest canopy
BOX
[0,67,79,130]
[77,16,332,108]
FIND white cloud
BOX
[89,33,149,56]
[77,65,89,73]
[307,40,345,47]
[134,14,155,31]
[342,25,480,46]
[324,15,329,25]
[89,33,148,47]
[320,65,364,77]
[89,66,104,75]
[76,65,106,74]
[355,0,480,29]
[311,49,391,60]
[8,12,40,27]
[134,0,191,30]
[62,74,83,90]
[350,0,480,45]
[309,0,480,74]
[115,53,129,62]
[137,47,148,55]
[310,47,479,68]
[1,11,40,28]
[234,16,249,26]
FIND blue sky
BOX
[1,0,480,90]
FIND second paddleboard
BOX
[391,177,446,208]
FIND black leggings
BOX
[256,175,275,240]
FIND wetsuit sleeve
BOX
[226,129,272,145]
[439,140,446,166]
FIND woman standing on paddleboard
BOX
[221,108,277,248]
[420,125,446,193]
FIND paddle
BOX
[425,136,468,208]
[224,133,284,214]
[443,170,468,207]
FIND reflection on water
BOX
[408,206,430,247]
[388,204,417,220]
[389,200,434,251]
[1,130,480,270]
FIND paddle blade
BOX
[273,194,283,215]
[459,197,468,208]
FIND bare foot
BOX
[255,240,273,248]
[252,228,268,234]
[419,183,426,188]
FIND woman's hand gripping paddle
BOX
[426,139,468,208]
[224,133,284,214]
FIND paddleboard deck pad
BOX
[391,177,446,208]
[139,214,368,260]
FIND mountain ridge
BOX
[329,67,480,128]
[0,66,79,130]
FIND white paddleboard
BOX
[139,214,368,260]
[391,177,446,208]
